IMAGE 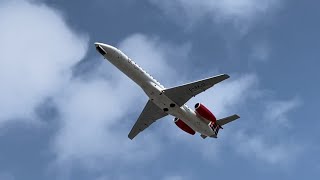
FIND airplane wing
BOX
[128,100,168,139]
[217,114,240,126]
[164,74,230,106]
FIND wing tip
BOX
[222,74,230,79]
[128,134,134,140]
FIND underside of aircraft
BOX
[95,42,240,140]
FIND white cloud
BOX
[149,0,282,29]
[264,97,301,127]
[0,0,300,170]
[234,131,300,165]
[52,78,161,166]
[0,0,88,125]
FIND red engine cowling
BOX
[174,118,195,135]
[194,103,217,123]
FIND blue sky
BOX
[0,0,319,179]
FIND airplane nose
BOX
[95,42,108,55]
[95,42,118,56]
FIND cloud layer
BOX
[264,97,301,127]
[0,1,303,179]
[0,0,88,125]
[234,131,300,165]
[149,0,282,29]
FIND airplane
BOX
[95,42,240,140]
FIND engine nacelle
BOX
[174,118,195,135]
[194,103,217,123]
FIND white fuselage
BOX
[95,43,215,137]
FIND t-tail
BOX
[202,114,240,139]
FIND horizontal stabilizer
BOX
[217,114,240,126]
